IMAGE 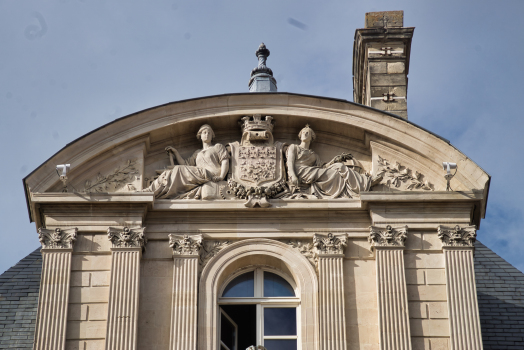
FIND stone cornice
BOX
[107,226,147,250]
[438,225,476,248]
[38,227,77,249]
[369,225,408,248]
[169,234,203,256]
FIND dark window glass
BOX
[264,339,297,350]
[220,311,236,350]
[222,271,254,297]
[264,308,297,336]
[263,272,295,297]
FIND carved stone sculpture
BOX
[200,240,231,268]
[38,227,77,249]
[287,240,318,269]
[438,225,477,247]
[84,159,139,193]
[143,124,229,199]
[286,125,371,199]
[107,226,147,250]
[373,155,434,191]
[313,233,348,255]
[169,234,203,255]
[369,225,408,248]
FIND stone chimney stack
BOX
[353,11,414,119]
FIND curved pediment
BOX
[24,92,490,221]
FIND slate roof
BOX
[0,248,41,349]
[0,242,523,348]
[474,241,524,349]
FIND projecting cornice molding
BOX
[107,226,147,250]
[38,227,77,250]
[369,225,408,249]
[438,225,477,248]
[169,234,203,256]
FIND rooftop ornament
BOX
[249,43,277,92]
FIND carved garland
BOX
[375,155,434,191]
[438,225,476,247]
[369,225,408,248]
[38,227,78,249]
[84,159,139,193]
[107,226,147,250]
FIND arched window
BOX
[218,267,299,350]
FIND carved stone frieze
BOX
[369,225,408,248]
[286,240,318,269]
[107,226,147,250]
[38,227,77,249]
[200,240,231,268]
[84,159,139,193]
[169,234,203,256]
[438,225,477,247]
[313,233,348,255]
[374,155,434,191]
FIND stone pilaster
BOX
[438,225,483,350]
[168,234,203,350]
[369,225,412,350]
[314,233,348,350]
[105,227,147,350]
[34,227,77,350]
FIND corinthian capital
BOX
[313,233,347,255]
[369,225,408,248]
[438,225,476,247]
[107,226,147,250]
[169,234,203,256]
[38,227,77,249]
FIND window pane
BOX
[220,311,236,350]
[264,308,297,336]
[264,272,295,297]
[222,271,254,297]
[264,339,297,350]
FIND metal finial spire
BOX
[249,43,277,92]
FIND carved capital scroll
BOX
[107,226,147,250]
[438,225,476,247]
[38,227,77,249]
[313,233,347,255]
[169,234,203,255]
[369,225,408,248]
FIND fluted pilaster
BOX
[370,225,411,350]
[34,227,77,350]
[105,227,146,350]
[169,234,202,350]
[314,233,347,350]
[439,225,483,350]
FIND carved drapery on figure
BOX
[169,234,203,255]
[107,226,147,250]
[438,225,477,247]
[38,227,77,249]
[369,225,408,248]
[313,233,348,255]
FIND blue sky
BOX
[1,0,523,273]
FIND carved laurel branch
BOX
[438,225,476,247]
[84,159,139,193]
[38,227,77,249]
[107,227,147,250]
[169,234,203,256]
[369,225,408,248]
[375,155,434,191]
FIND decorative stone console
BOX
[438,225,483,350]
[369,225,412,350]
[34,227,77,350]
[168,234,203,350]
[105,227,147,350]
[314,233,348,350]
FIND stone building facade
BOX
[2,10,522,350]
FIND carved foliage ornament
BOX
[84,159,139,193]
[375,155,434,191]
[107,227,147,250]
[438,225,476,247]
[169,234,203,256]
[38,227,77,249]
[369,225,408,248]
[200,240,231,268]
[313,233,348,255]
[286,240,318,270]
